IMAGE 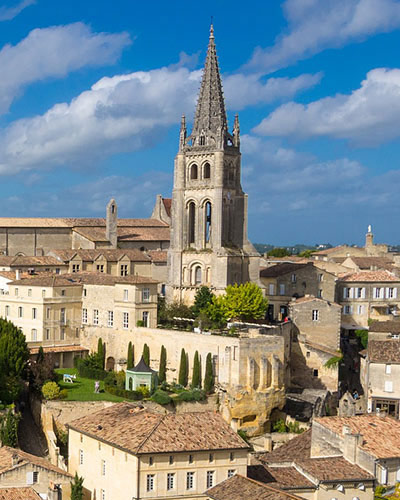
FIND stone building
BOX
[68,403,249,500]
[260,263,336,321]
[167,26,260,304]
[289,296,341,392]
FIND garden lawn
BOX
[55,368,124,402]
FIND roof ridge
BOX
[135,412,166,454]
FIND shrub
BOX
[59,389,68,400]
[104,384,143,401]
[174,388,206,403]
[42,381,61,400]
[0,409,20,447]
[137,320,144,327]
[272,419,287,433]
[151,389,172,405]
[136,386,150,398]
[75,358,107,380]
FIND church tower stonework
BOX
[167,26,260,304]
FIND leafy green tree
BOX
[142,344,150,366]
[191,351,201,388]
[42,381,61,400]
[267,247,291,257]
[97,338,105,370]
[192,286,215,318]
[0,319,29,402]
[298,249,315,258]
[159,345,167,384]
[29,352,56,392]
[212,282,268,322]
[0,409,20,447]
[204,353,214,393]
[37,345,45,364]
[127,342,134,370]
[70,473,84,500]
[178,348,188,387]
[355,329,368,349]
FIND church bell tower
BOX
[167,25,260,304]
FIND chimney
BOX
[365,224,373,248]
[11,454,19,466]
[343,431,362,464]
[15,269,20,281]
[106,199,118,248]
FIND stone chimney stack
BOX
[342,427,362,464]
[365,224,373,248]
[106,199,118,248]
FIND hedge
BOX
[151,389,172,405]
[174,388,206,403]
[75,359,107,381]
[104,384,143,401]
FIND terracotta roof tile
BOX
[0,488,41,500]
[50,248,150,263]
[313,245,352,255]
[314,414,400,458]
[68,403,249,454]
[162,198,172,217]
[369,320,400,334]
[260,263,309,278]
[339,270,399,282]
[367,340,400,363]
[0,217,168,228]
[255,430,312,464]
[0,446,71,477]
[73,226,170,243]
[295,456,374,482]
[30,345,89,355]
[248,463,314,489]
[207,474,304,500]
[147,250,167,263]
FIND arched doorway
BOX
[106,356,115,371]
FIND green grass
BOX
[55,368,124,402]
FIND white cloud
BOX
[0,0,35,21]
[0,22,131,113]
[253,68,400,146]
[0,66,321,174]
[223,72,323,110]
[245,0,400,73]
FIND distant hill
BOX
[253,243,319,255]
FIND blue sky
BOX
[1,0,400,246]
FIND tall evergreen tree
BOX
[178,348,187,387]
[70,473,84,500]
[0,409,20,447]
[204,353,214,393]
[97,338,105,370]
[142,343,150,366]
[191,286,215,318]
[159,345,167,384]
[127,342,134,370]
[37,345,45,364]
[191,351,201,388]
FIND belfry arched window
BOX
[190,164,198,180]
[188,202,196,244]
[195,266,202,285]
[204,162,211,179]
[205,201,212,243]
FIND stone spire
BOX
[189,24,229,149]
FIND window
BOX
[230,452,235,462]
[15,288,18,296]
[195,266,202,285]
[60,308,66,324]
[268,284,275,295]
[344,305,352,315]
[374,287,384,299]
[190,164,198,179]
[142,311,149,327]
[291,273,297,283]
[142,288,150,303]
[83,288,87,297]
[169,455,174,465]
[120,264,128,276]
[60,328,65,340]
[101,459,106,476]
[46,308,50,320]
[18,306,23,318]
[343,287,349,299]
[312,310,319,321]
[32,308,37,319]
[75,328,79,338]
[209,453,214,463]
[279,284,285,295]
[149,456,154,466]
[42,289,46,298]
[45,329,50,340]
[386,364,392,374]
[72,264,80,273]
[387,287,395,299]
[318,273,323,282]
[28,288,32,297]
[146,474,155,492]
[79,449,84,465]
[26,471,39,485]
[384,381,393,392]
[95,264,103,273]
[381,466,388,485]
[206,471,215,488]
[318,289,323,298]
[61,289,66,297]
[31,329,37,341]
[188,202,196,244]
[55,268,60,275]
[108,311,114,328]
[93,309,99,325]
[186,471,195,490]
[167,473,175,490]
[306,351,311,358]
[188,454,193,464]
[123,312,129,329]
[313,369,319,377]
[204,162,211,179]
[357,305,364,315]
[100,489,105,500]
[82,309,88,324]
[228,469,236,478]
[123,289,128,301]
[205,201,212,243]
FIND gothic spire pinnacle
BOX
[189,24,228,148]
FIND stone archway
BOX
[106,356,115,371]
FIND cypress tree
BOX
[178,348,187,387]
[143,343,150,366]
[70,473,84,500]
[127,342,133,370]
[204,353,214,394]
[97,338,105,370]
[37,346,45,364]
[159,345,167,384]
[192,351,200,388]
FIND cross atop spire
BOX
[189,24,230,149]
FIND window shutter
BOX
[386,287,390,299]
[381,466,388,485]
[373,287,377,299]
[350,305,353,314]
[381,288,385,299]
[349,287,354,298]
[26,472,34,485]
[343,288,347,299]
[384,381,393,392]
[361,287,366,298]
[394,288,398,299]
[396,467,400,482]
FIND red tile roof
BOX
[339,270,399,282]
[0,488,42,500]
[367,340,400,363]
